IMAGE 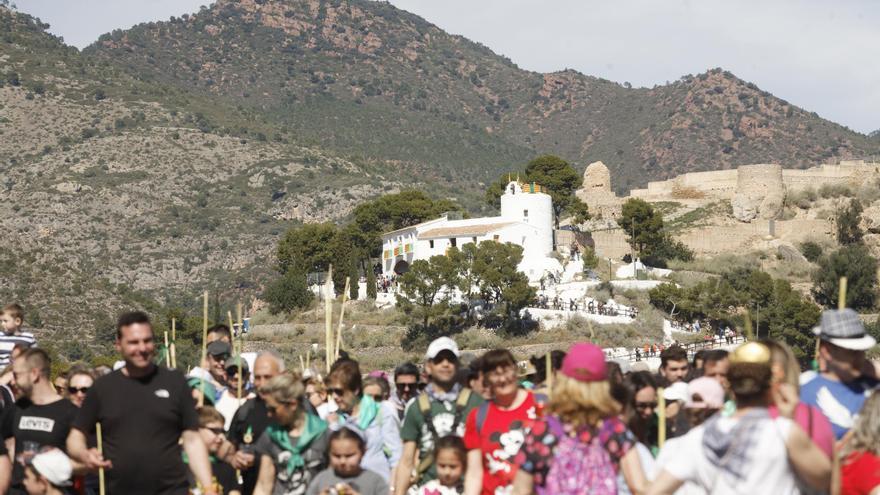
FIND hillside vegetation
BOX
[1,0,879,356]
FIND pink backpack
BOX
[538,416,618,495]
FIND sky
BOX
[14,0,880,134]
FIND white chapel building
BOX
[380,181,562,283]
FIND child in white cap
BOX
[23,449,72,495]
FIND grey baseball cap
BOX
[813,308,877,351]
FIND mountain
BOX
[0,5,411,347]
[84,0,880,192]
[1,0,879,351]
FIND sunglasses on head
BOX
[68,386,90,395]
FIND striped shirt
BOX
[0,331,36,368]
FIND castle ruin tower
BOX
[731,164,785,222]
[576,161,621,220]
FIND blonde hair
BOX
[843,393,880,459]
[762,339,801,391]
[260,372,304,404]
[547,374,620,428]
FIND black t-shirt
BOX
[73,366,199,495]
[228,397,273,495]
[1,397,77,487]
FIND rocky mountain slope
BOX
[0,6,407,340]
[1,0,878,347]
[85,0,880,191]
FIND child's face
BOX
[435,448,464,487]
[199,421,225,454]
[0,312,21,333]
[329,438,363,478]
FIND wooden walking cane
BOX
[657,388,667,448]
[164,331,170,367]
[545,350,553,396]
[236,306,243,402]
[335,277,350,361]
[170,318,177,369]
[96,422,106,495]
[324,265,334,373]
[199,291,209,408]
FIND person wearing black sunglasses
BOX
[194,406,239,495]
[65,367,95,409]
[392,362,420,420]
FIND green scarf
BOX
[266,413,328,475]
[353,395,380,431]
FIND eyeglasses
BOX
[201,427,225,435]
[327,387,345,397]
[634,401,658,410]
[68,386,90,395]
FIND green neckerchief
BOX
[354,395,379,431]
[266,413,328,475]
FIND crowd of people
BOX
[0,300,877,494]
[532,296,638,319]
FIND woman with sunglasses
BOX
[254,373,329,495]
[326,359,402,483]
[624,371,659,456]
[66,367,94,409]
[65,366,99,495]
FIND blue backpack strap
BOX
[475,401,491,436]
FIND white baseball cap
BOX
[663,381,689,403]
[425,337,460,360]
[31,449,73,487]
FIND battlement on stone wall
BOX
[630,160,880,201]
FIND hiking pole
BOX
[657,388,666,448]
[170,318,177,369]
[199,291,209,408]
[545,350,553,396]
[164,331,170,367]
[96,422,106,495]
[335,277,350,361]
[324,265,334,373]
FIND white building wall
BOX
[499,182,554,255]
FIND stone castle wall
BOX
[630,160,879,201]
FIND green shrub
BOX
[818,183,853,199]
[264,270,314,315]
[800,241,823,262]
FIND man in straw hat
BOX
[648,342,831,495]
[800,308,878,440]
